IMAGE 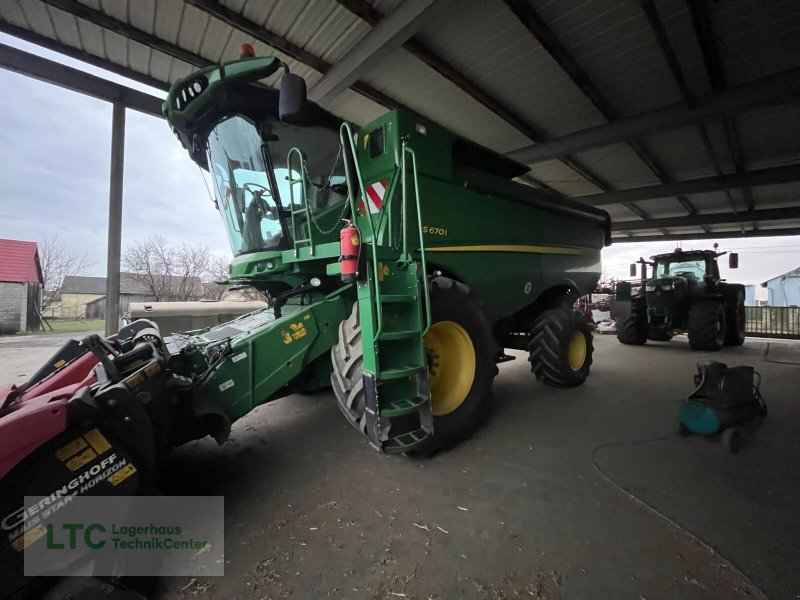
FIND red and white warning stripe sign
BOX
[358,179,389,216]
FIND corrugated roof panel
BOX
[571,143,662,190]
[654,0,712,98]
[152,0,185,45]
[633,197,691,219]
[127,38,152,78]
[639,126,722,182]
[710,0,800,86]
[527,159,602,197]
[306,1,371,65]
[199,14,234,63]
[262,1,309,39]
[76,19,107,60]
[359,48,532,153]
[413,0,606,139]
[98,0,126,22]
[147,47,174,82]
[0,3,27,26]
[102,29,128,66]
[177,5,212,55]
[46,6,81,48]
[233,0,277,27]
[323,87,386,127]
[748,183,800,209]
[536,0,683,115]
[736,105,800,170]
[18,1,57,39]
[128,0,157,33]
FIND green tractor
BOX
[615,247,746,351]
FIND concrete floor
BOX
[2,332,798,599]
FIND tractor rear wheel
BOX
[724,288,746,346]
[688,301,726,350]
[331,277,497,452]
[529,308,594,387]
[616,297,647,345]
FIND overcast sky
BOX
[0,33,798,296]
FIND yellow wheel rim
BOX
[567,331,587,371]
[424,321,476,416]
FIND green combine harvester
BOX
[1,49,613,596]
[157,49,611,453]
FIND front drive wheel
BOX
[688,301,726,351]
[330,277,497,453]
[529,308,594,387]
[725,289,746,346]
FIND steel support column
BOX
[105,103,125,336]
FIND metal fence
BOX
[745,306,800,339]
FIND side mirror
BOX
[279,73,307,123]
[728,252,739,269]
[629,263,637,277]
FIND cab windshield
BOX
[655,257,707,280]
[207,115,347,256]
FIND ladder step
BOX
[383,428,430,454]
[380,329,419,341]
[380,396,428,418]
[380,366,423,380]
[380,294,415,303]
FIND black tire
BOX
[724,287,746,346]
[529,308,594,387]
[330,277,498,452]
[616,297,647,345]
[647,326,674,342]
[688,301,726,351]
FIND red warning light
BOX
[239,43,256,59]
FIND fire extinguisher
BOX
[340,220,360,282]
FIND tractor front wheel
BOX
[688,301,726,350]
[724,288,746,346]
[616,297,647,345]
[529,308,594,387]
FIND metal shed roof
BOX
[1,0,798,242]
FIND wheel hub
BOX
[424,321,475,416]
[567,331,587,371]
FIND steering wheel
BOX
[242,182,279,221]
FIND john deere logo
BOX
[281,322,307,344]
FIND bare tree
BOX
[203,255,231,301]
[123,236,209,301]
[39,235,91,312]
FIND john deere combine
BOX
[1,49,609,597]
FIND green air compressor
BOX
[678,361,767,452]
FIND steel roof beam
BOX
[503,0,700,225]
[580,165,800,207]
[506,67,800,164]
[309,0,438,107]
[0,42,163,118]
[639,0,741,229]
[612,227,800,243]
[181,0,405,110]
[0,20,170,92]
[687,0,755,211]
[612,206,800,231]
[333,0,614,203]
[40,0,405,111]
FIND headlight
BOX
[645,284,656,291]
[661,284,674,291]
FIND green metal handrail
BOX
[286,146,314,257]
[339,122,384,338]
[401,143,432,336]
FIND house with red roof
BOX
[0,239,44,334]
